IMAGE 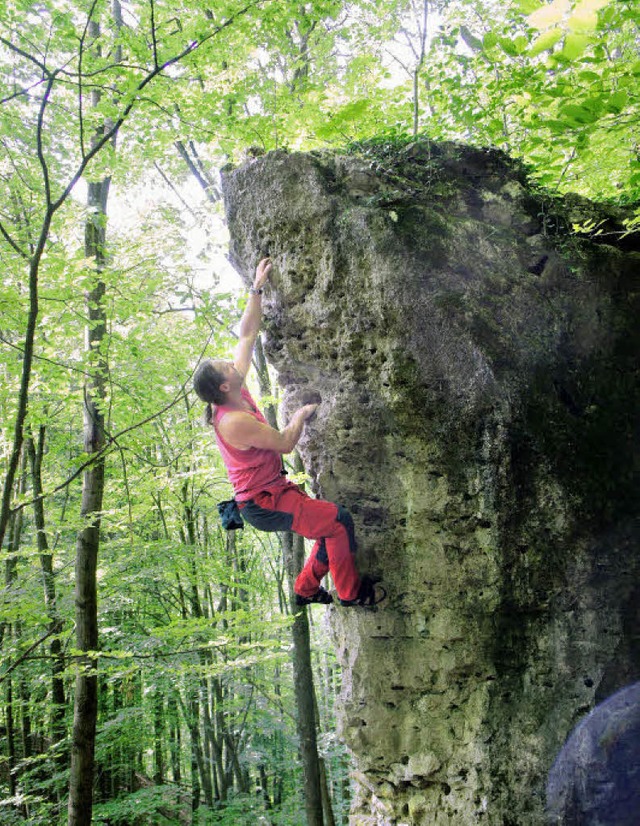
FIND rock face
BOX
[220,140,640,825]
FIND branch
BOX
[10,323,217,516]
[153,161,198,216]
[175,139,219,202]
[399,26,420,62]
[0,34,50,76]
[0,329,132,392]
[52,0,266,214]
[0,76,48,106]
[136,95,218,138]
[77,0,102,158]
[0,217,28,259]
[9,396,183,517]
[152,303,199,314]
[384,47,411,76]
[0,137,35,192]
[0,0,266,545]
[10,186,35,256]
[149,0,159,69]
[187,139,221,200]
[0,626,58,684]
[36,70,57,208]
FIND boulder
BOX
[221,140,640,825]
[546,681,640,825]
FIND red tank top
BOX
[212,385,287,502]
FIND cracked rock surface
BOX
[221,140,640,825]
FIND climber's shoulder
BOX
[218,410,285,453]
[217,410,256,450]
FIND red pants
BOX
[237,480,361,601]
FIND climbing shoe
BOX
[338,575,387,610]
[295,586,334,606]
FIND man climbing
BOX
[193,256,385,608]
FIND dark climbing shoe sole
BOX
[295,586,334,606]
[338,577,387,610]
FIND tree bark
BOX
[285,529,325,826]
[67,203,107,824]
[252,337,324,826]
[2,451,28,817]
[67,11,118,820]
[319,757,336,826]
[412,0,429,136]
[180,473,215,810]
[168,690,182,783]
[153,672,165,785]
[26,430,66,753]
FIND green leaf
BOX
[578,70,601,82]
[545,119,571,134]
[514,0,544,13]
[483,31,498,50]
[487,117,506,136]
[575,132,590,149]
[567,0,610,32]
[558,103,599,124]
[562,33,591,59]
[567,10,597,31]
[606,90,628,114]
[513,35,529,53]
[499,36,519,55]
[529,28,563,55]
[546,83,570,96]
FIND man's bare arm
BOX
[233,257,271,381]
[219,404,318,454]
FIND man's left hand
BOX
[254,257,272,289]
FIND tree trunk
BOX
[188,694,202,818]
[153,673,165,785]
[67,11,117,819]
[26,430,66,754]
[5,678,16,799]
[19,676,32,759]
[180,475,215,810]
[258,764,271,808]
[3,451,27,814]
[412,0,429,136]
[0,450,27,649]
[67,200,107,824]
[284,527,324,826]
[318,757,336,826]
[212,676,229,801]
[253,335,324,826]
[168,690,182,812]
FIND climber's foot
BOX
[338,575,387,611]
[295,586,334,606]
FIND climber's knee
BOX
[336,504,357,553]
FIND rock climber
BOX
[193,256,385,608]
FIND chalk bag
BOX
[216,499,245,530]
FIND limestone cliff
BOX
[220,140,640,825]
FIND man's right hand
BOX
[301,403,319,420]
[253,257,272,289]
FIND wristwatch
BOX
[249,286,263,294]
